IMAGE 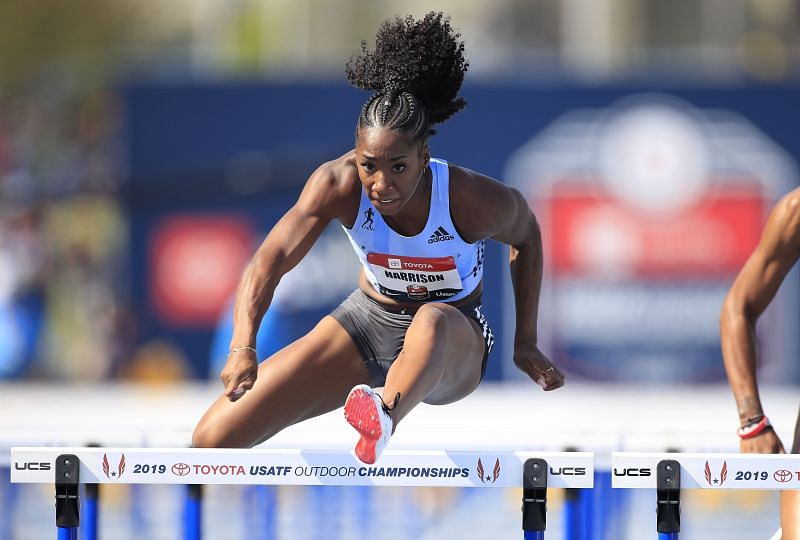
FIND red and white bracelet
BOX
[737,415,771,439]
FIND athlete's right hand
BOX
[220,349,258,402]
[740,428,785,455]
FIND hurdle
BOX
[10,447,594,540]
[612,452,800,539]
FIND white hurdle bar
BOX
[612,452,800,490]
[12,447,594,488]
[612,452,800,539]
[9,447,595,540]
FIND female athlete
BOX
[192,12,564,464]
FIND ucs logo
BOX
[613,467,651,477]
[704,461,727,486]
[14,462,51,471]
[550,466,587,476]
[774,470,793,483]
[172,463,191,476]
[102,453,126,480]
[477,458,500,484]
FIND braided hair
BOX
[346,12,468,143]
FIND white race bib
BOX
[367,252,463,302]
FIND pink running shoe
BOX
[344,384,395,464]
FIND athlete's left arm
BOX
[451,166,564,391]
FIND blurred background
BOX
[2,0,799,384]
[1,0,799,538]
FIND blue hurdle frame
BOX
[184,484,202,540]
[82,483,98,540]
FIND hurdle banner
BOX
[612,452,800,490]
[10,447,595,488]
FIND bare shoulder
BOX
[448,163,525,242]
[297,150,361,222]
[757,186,800,256]
[773,187,800,234]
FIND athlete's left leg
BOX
[383,302,486,425]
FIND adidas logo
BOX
[428,226,455,244]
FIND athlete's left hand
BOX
[513,344,565,391]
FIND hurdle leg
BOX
[81,443,101,540]
[563,484,599,540]
[58,527,78,540]
[55,455,80,540]
[563,488,582,539]
[656,460,680,540]
[522,458,548,540]
[183,484,202,540]
[580,486,594,540]
[82,483,98,540]
[580,469,616,540]
[1,466,13,540]
[592,470,613,540]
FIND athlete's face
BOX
[355,127,430,216]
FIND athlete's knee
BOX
[191,416,237,448]
[191,419,217,448]
[413,303,456,335]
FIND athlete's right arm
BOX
[221,159,358,401]
[720,189,800,453]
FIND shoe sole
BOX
[344,386,382,464]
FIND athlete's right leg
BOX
[343,302,486,463]
[192,316,371,448]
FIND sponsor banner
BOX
[612,452,800,489]
[11,448,593,488]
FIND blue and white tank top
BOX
[342,158,485,303]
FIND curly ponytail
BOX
[346,12,469,142]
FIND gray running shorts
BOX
[330,288,494,387]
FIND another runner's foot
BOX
[344,384,394,464]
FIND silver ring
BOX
[543,367,555,374]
